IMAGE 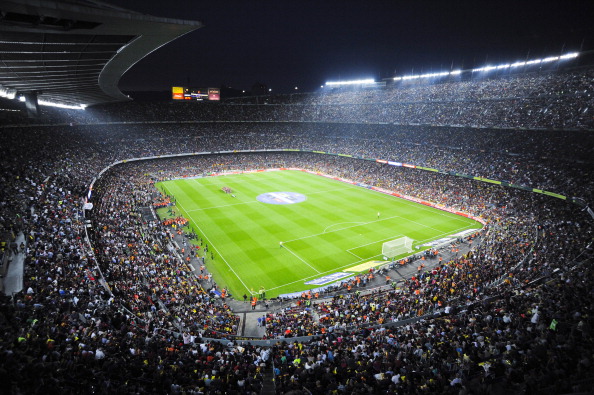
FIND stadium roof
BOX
[0,0,202,108]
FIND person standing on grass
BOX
[377,212,380,219]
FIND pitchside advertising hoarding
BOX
[172,87,220,101]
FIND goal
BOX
[382,236,414,259]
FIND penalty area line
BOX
[266,224,481,293]
[323,222,365,233]
[282,244,321,274]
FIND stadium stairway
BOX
[260,365,276,395]
[1,232,25,296]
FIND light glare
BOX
[325,79,375,86]
[38,99,86,110]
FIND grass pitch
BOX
[156,170,482,298]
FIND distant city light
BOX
[325,79,375,86]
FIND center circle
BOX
[257,191,307,205]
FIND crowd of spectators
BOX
[0,121,592,202]
[271,257,594,394]
[3,65,592,130]
[89,165,241,337]
[2,143,590,392]
[0,64,592,393]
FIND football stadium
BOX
[1,1,594,394]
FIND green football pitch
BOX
[156,170,482,298]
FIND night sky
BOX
[107,0,594,94]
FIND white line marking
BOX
[323,222,365,233]
[177,200,254,294]
[263,222,479,292]
[165,171,482,294]
[345,234,404,253]
[285,212,458,245]
[282,244,321,274]
[346,250,363,259]
[283,215,402,243]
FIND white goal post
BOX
[382,236,414,259]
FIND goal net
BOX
[382,236,414,259]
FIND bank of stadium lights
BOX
[472,52,579,73]
[38,100,86,110]
[22,95,86,109]
[0,87,17,99]
[391,52,579,81]
[395,70,462,81]
[1,87,85,109]
[325,78,376,86]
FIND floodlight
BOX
[473,65,497,72]
[0,87,17,99]
[559,52,578,59]
[38,99,86,110]
[325,79,375,86]
[542,56,559,63]
[388,51,579,81]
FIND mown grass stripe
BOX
[157,170,482,297]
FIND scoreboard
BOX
[172,87,220,101]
